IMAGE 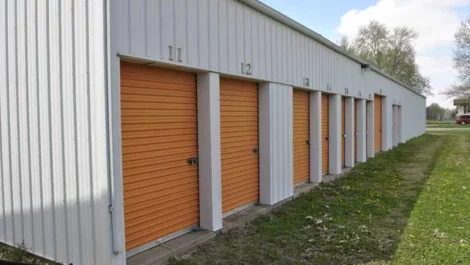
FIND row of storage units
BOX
[0,1,425,265]
[120,61,397,256]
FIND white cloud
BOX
[416,56,457,108]
[416,56,455,77]
[337,0,470,108]
[337,0,469,53]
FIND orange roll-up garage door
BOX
[293,90,310,185]
[341,97,346,168]
[322,94,329,174]
[220,78,259,214]
[120,62,199,251]
[374,95,382,153]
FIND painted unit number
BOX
[241,63,253,76]
[303,78,310,87]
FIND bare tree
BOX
[341,21,431,95]
[355,21,389,68]
[339,36,355,54]
[444,17,470,98]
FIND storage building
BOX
[0,0,426,264]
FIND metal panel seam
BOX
[0,0,5,238]
[236,0,425,98]
[14,0,26,243]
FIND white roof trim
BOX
[238,0,426,98]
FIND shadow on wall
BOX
[0,193,116,265]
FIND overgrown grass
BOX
[391,131,470,265]
[0,243,58,264]
[171,134,445,265]
[2,131,467,265]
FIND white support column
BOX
[310,91,322,183]
[382,96,391,151]
[393,105,398,147]
[356,99,367,162]
[366,100,375,158]
[197,72,222,231]
[329,94,342,175]
[398,106,403,143]
[345,97,355,168]
[259,83,294,205]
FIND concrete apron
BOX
[127,168,353,265]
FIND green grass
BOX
[426,120,454,125]
[0,243,58,264]
[391,130,470,265]
[171,133,457,265]
[1,131,468,265]
[427,124,469,128]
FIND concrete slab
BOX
[127,245,173,265]
[128,168,356,265]
[221,205,270,233]
[127,230,216,265]
[322,174,337,183]
[293,183,319,199]
[341,168,353,176]
[322,168,352,184]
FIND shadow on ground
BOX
[170,134,445,265]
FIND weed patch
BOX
[170,134,444,265]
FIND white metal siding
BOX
[364,71,426,144]
[0,0,426,264]
[114,0,364,96]
[259,83,294,205]
[0,1,124,265]
[113,0,423,142]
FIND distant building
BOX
[454,98,470,116]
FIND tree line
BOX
[340,21,431,95]
[426,103,456,121]
[340,18,470,99]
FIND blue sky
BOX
[261,0,470,108]
[260,0,377,41]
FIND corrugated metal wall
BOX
[259,83,293,205]
[0,1,123,265]
[114,0,363,96]
[365,71,426,145]
[0,0,426,264]
[113,0,425,145]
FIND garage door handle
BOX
[187,157,198,165]
[253,148,259,154]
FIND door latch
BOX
[306,140,310,145]
[187,157,199,165]
[325,137,329,141]
[252,148,259,154]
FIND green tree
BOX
[426,103,446,120]
[340,21,431,95]
[444,17,470,98]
